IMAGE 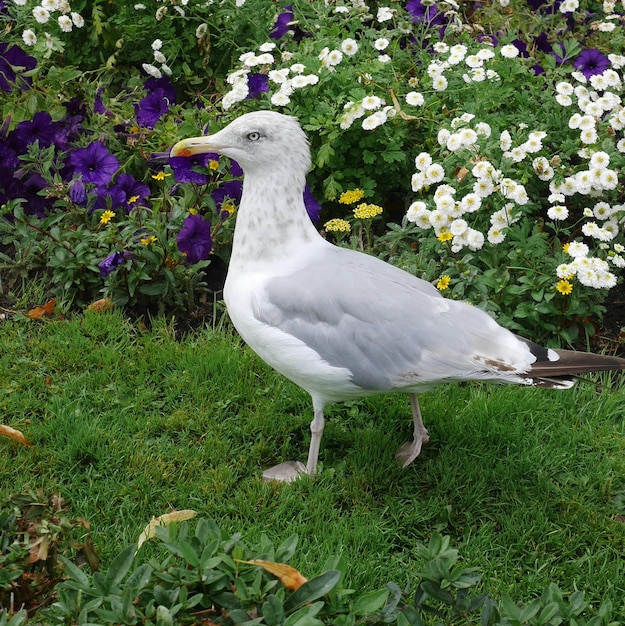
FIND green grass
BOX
[1,310,625,613]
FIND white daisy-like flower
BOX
[432,75,448,91]
[556,93,573,106]
[425,163,445,183]
[153,50,166,64]
[142,63,162,79]
[450,219,468,236]
[58,14,72,31]
[499,130,512,151]
[567,241,589,258]
[362,95,383,110]
[71,12,84,27]
[547,205,569,220]
[467,228,485,251]
[460,193,481,213]
[435,194,455,214]
[374,38,390,51]
[290,63,305,74]
[446,133,463,152]
[593,201,612,219]
[406,201,428,223]
[557,263,575,279]
[377,6,394,21]
[414,152,433,171]
[22,29,37,45]
[475,122,491,137]
[600,169,618,189]
[151,39,163,50]
[33,6,50,23]
[362,110,387,130]
[268,68,289,83]
[437,128,451,146]
[271,91,291,106]
[14,0,28,4]
[406,91,424,106]
[411,172,426,192]
[255,52,274,65]
[341,38,359,56]
[325,49,343,67]
[580,128,598,144]
[259,42,276,52]
[589,151,610,169]
[500,44,519,58]
[487,225,506,244]
[41,0,59,11]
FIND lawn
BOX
[1,309,625,616]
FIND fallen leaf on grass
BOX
[0,424,31,447]
[235,559,308,590]
[26,299,55,319]
[87,297,114,313]
[136,509,197,550]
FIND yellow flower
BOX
[140,236,157,246]
[100,210,115,225]
[562,242,570,254]
[209,160,220,171]
[556,279,573,295]
[353,203,383,220]
[436,275,451,290]
[339,188,365,204]
[437,231,453,242]
[152,171,170,181]
[221,203,236,216]
[188,208,198,215]
[128,195,140,205]
[324,218,351,233]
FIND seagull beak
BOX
[170,136,222,157]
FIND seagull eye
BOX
[247,131,261,142]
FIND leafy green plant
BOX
[0,491,94,619]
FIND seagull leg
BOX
[261,399,325,482]
[395,394,430,467]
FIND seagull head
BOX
[170,111,312,179]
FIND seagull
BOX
[171,110,625,482]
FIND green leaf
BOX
[262,594,285,626]
[284,570,341,612]
[275,535,299,563]
[284,602,324,626]
[351,588,389,615]
[103,544,136,593]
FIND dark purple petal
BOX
[135,88,171,129]
[144,76,176,104]
[170,153,212,184]
[304,185,321,223]
[99,251,126,277]
[211,180,243,209]
[573,48,610,79]
[0,43,37,92]
[177,213,213,264]
[115,173,151,210]
[69,177,87,205]
[69,141,120,186]
[247,73,270,99]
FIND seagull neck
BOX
[230,171,320,266]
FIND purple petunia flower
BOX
[405,0,447,27]
[135,88,171,129]
[94,87,112,116]
[211,180,243,211]
[304,185,321,223]
[11,111,62,150]
[92,185,127,213]
[0,43,37,92]
[574,48,610,79]
[115,173,151,210]
[177,213,213,264]
[70,141,120,186]
[145,76,177,104]
[247,74,270,99]
[269,5,310,41]
[99,251,127,277]
[170,153,213,185]
[68,177,87,205]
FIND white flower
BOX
[377,6,394,21]
[290,63,305,74]
[406,201,428,223]
[269,68,289,83]
[377,54,392,63]
[259,42,276,52]
[142,63,162,79]
[324,49,343,68]
[406,91,424,106]
[57,14,72,31]
[161,64,172,76]
[33,6,50,23]
[460,193,481,213]
[374,38,390,51]
[413,153,432,173]
[134,4,146,9]
[487,225,506,244]
[580,128,598,144]
[547,205,569,220]
[22,29,37,45]
[362,95,383,110]
[425,163,445,183]
[446,133,463,151]
[500,44,519,58]
[499,130,512,151]
[255,52,275,65]
[475,122,491,138]
[593,202,612,219]
[450,219,468,236]
[71,12,84,27]
[567,241,589,258]
[41,0,59,11]
[14,0,28,4]
[437,128,451,146]
[151,39,163,50]
[467,228,485,251]
[341,38,359,56]
[411,172,426,192]
[362,110,387,130]
[195,23,208,38]
[153,50,166,64]
[432,75,448,91]
[559,0,579,12]
[271,91,291,106]
[589,151,610,169]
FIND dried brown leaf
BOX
[0,424,31,446]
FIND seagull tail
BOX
[522,340,625,389]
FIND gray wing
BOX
[254,246,530,391]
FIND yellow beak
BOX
[169,136,221,157]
